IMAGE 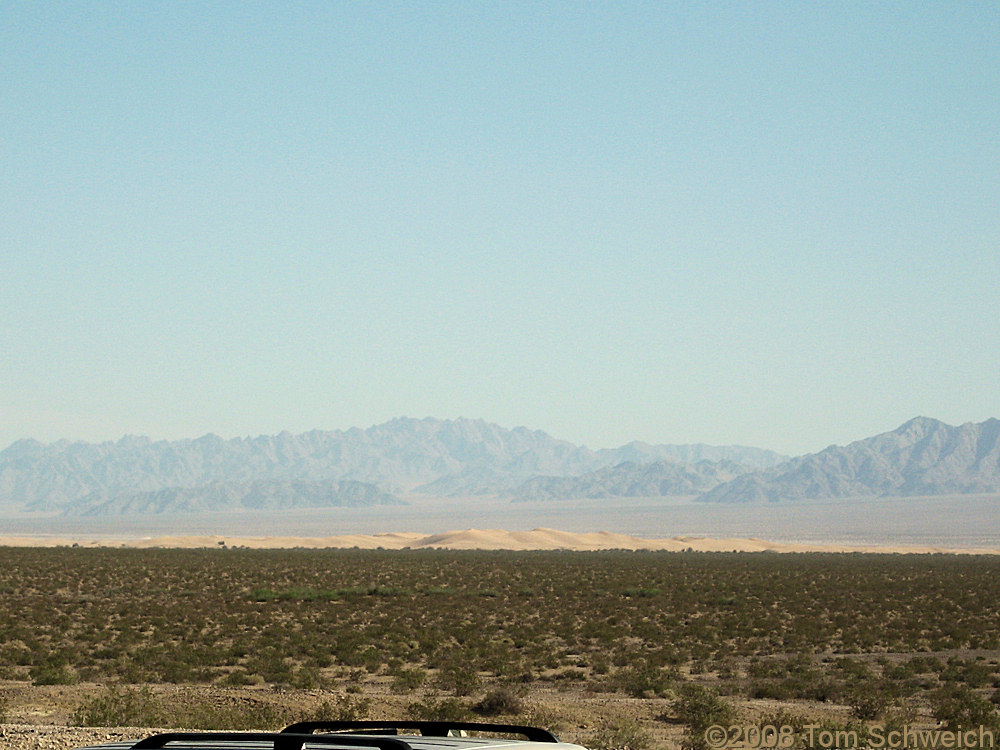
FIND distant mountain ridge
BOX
[411,445,784,498]
[0,417,787,515]
[698,417,1000,503]
[595,442,786,471]
[3,417,996,514]
[508,459,751,502]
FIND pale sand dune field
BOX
[2,527,998,554]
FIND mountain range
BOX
[507,459,750,502]
[0,416,997,515]
[698,416,1000,503]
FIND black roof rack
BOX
[131,733,413,750]
[280,722,560,743]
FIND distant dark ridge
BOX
[509,459,750,501]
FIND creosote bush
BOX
[407,697,472,722]
[472,686,525,717]
[612,663,674,698]
[590,719,654,750]
[932,685,1000,732]
[391,667,426,692]
[72,685,300,730]
[308,694,371,722]
[72,685,163,728]
[30,663,78,686]
[672,684,736,750]
[846,681,893,721]
[434,661,481,696]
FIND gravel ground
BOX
[0,724,151,750]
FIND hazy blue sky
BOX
[2,2,998,455]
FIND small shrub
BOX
[472,687,524,717]
[613,664,672,698]
[932,685,1000,732]
[552,668,586,682]
[392,667,427,692]
[756,709,808,732]
[312,694,372,721]
[219,669,259,687]
[435,663,481,696]
[30,664,78,686]
[407,697,472,722]
[523,706,568,734]
[184,700,289,730]
[673,684,736,750]
[72,685,163,727]
[292,666,326,690]
[748,680,790,700]
[832,658,872,678]
[590,719,654,750]
[846,682,892,720]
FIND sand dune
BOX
[1,527,998,554]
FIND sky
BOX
[2,2,998,456]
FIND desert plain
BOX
[2,531,1000,750]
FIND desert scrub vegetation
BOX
[471,686,526,716]
[70,685,373,729]
[672,684,735,750]
[72,685,166,727]
[2,546,1000,725]
[589,719,655,750]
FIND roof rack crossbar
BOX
[131,732,414,750]
[280,722,560,743]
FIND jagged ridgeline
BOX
[0,417,784,515]
[697,417,1000,503]
[1,416,997,515]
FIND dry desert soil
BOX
[0,680,849,750]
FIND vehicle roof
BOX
[79,742,583,750]
[72,723,588,750]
